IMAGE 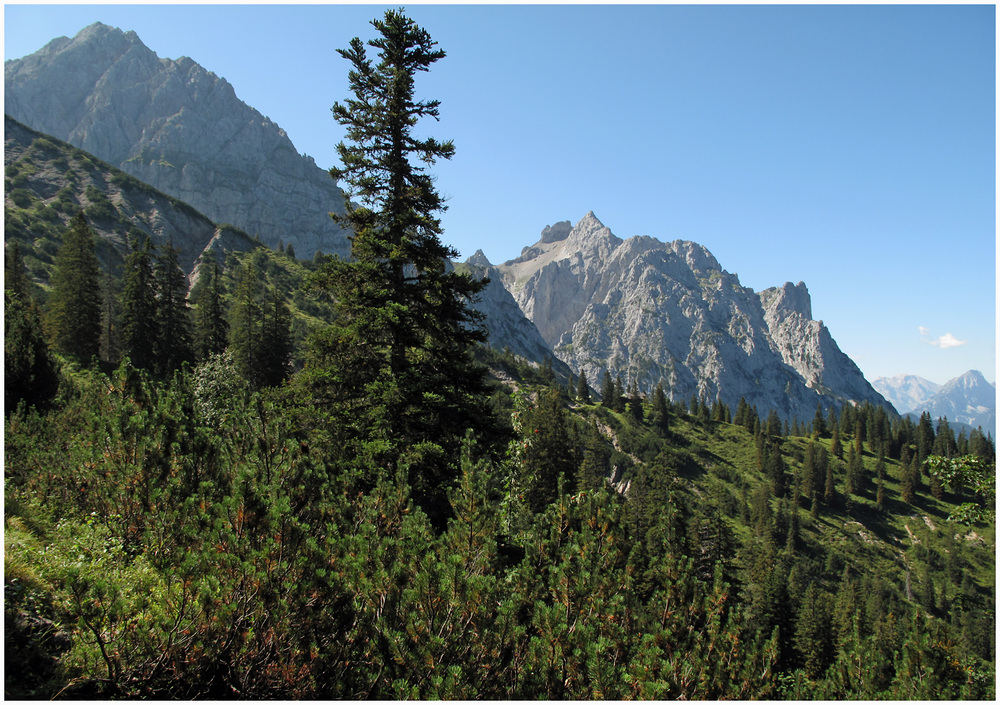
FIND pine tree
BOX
[119,236,159,371]
[194,259,229,359]
[650,382,670,436]
[305,10,497,523]
[46,212,103,362]
[600,370,615,407]
[576,369,591,404]
[153,241,194,376]
[5,243,59,414]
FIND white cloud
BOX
[920,327,967,348]
[932,332,967,348]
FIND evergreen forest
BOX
[4,10,995,700]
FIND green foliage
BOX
[925,454,996,524]
[45,212,103,362]
[229,258,292,388]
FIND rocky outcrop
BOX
[498,212,891,420]
[460,251,571,375]
[759,281,881,408]
[5,22,351,260]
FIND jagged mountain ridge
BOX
[4,22,351,260]
[4,114,256,282]
[495,212,891,421]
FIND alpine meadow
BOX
[4,10,995,700]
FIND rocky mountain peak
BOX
[940,370,995,403]
[668,239,721,275]
[565,211,622,253]
[496,213,890,421]
[5,22,351,259]
[913,370,996,435]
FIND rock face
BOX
[498,212,891,420]
[460,251,570,375]
[872,374,942,416]
[5,22,351,260]
[5,114,256,284]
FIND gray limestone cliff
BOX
[5,22,351,260]
[498,212,891,420]
[459,250,571,375]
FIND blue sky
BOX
[4,3,996,387]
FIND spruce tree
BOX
[153,241,194,376]
[523,389,575,512]
[258,285,293,388]
[119,237,158,371]
[600,370,615,407]
[627,380,644,423]
[650,382,670,436]
[194,259,229,359]
[46,212,103,362]
[304,9,496,523]
[576,369,591,404]
[5,241,30,299]
[230,261,291,389]
[577,418,610,492]
[5,244,59,414]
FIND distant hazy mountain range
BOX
[4,22,922,421]
[874,371,996,436]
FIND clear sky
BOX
[4,3,996,387]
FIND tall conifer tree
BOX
[154,241,194,375]
[119,237,158,371]
[305,9,497,522]
[194,259,229,360]
[47,212,103,362]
